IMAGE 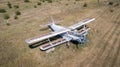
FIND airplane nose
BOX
[77,36,87,44]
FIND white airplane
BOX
[25,17,95,51]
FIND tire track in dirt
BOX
[82,6,120,66]
[79,7,113,67]
[102,27,120,67]
[89,13,120,67]
[100,14,120,55]
[111,37,120,67]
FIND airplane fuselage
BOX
[49,23,87,43]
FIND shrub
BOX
[6,22,10,26]
[4,14,10,19]
[37,2,41,5]
[75,0,80,1]
[65,3,68,6]
[7,2,12,8]
[14,15,18,19]
[83,3,87,7]
[110,9,114,12]
[0,9,6,13]
[34,5,37,8]
[108,1,113,5]
[47,0,52,3]
[114,3,119,7]
[15,11,21,15]
[42,0,45,3]
[14,5,19,9]
[24,0,30,2]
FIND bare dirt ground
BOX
[0,0,120,67]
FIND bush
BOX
[75,0,80,1]
[15,11,21,15]
[37,2,41,5]
[108,1,113,5]
[24,0,30,2]
[0,9,6,13]
[83,3,87,7]
[14,15,18,19]
[65,3,68,6]
[4,14,10,19]
[110,9,114,12]
[6,22,10,26]
[34,5,37,8]
[7,2,12,8]
[40,0,45,2]
[14,5,19,9]
[47,0,52,3]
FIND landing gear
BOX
[66,41,70,48]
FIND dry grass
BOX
[0,0,120,67]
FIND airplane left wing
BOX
[25,29,70,45]
[69,18,95,30]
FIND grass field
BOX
[0,0,120,67]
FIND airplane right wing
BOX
[69,18,95,30]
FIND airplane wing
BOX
[25,29,70,45]
[69,18,95,30]
[39,38,68,50]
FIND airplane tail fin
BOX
[40,16,62,28]
[50,16,55,25]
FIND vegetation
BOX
[14,15,18,19]
[0,9,6,13]
[108,1,113,5]
[110,9,114,12]
[34,5,37,8]
[7,2,12,8]
[15,11,21,15]
[14,5,19,9]
[75,0,80,1]
[3,14,10,19]
[24,0,30,2]
[6,22,10,26]
[37,2,41,5]
[47,0,53,3]
[83,3,87,7]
